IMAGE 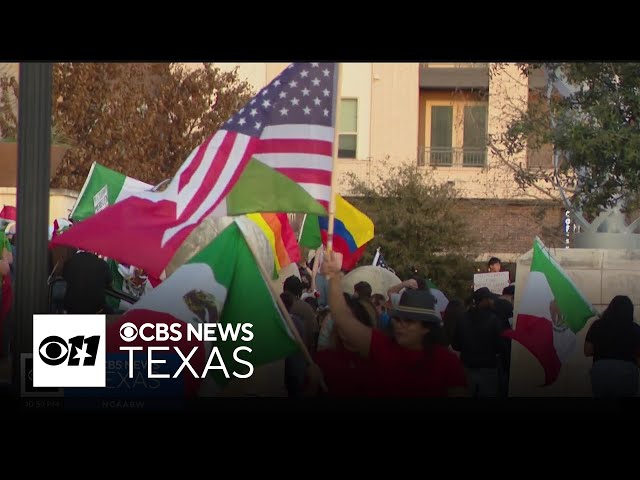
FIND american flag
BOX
[161,62,337,246]
[372,247,394,273]
[52,63,338,278]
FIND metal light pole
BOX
[11,63,52,395]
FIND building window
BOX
[462,105,488,166]
[338,98,357,158]
[429,106,453,165]
[420,99,488,167]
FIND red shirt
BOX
[314,349,376,397]
[368,329,467,397]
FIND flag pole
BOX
[297,213,307,243]
[326,63,343,255]
[244,233,327,392]
[372,247,380,266]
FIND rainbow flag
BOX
[246,212,300,273]
[299,195,374,271]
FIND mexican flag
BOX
[70,162,153,222]
[503,237,597,386]
[105,259,155,312]
[105,220,299,396]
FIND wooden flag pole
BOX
[243,226,327,393]
[326,63,343,255]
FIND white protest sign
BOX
[93,185,109,213]
[474,272,510,295]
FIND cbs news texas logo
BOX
[32,315,106,388]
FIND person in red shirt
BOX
[320,252,468,397]
[313,296,377,396]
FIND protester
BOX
[319,251,467,397]
[63,250,114,314]
[284,275,320,352]
[313,296,377,396]
[353,281,372,300]
[281,292,308,398]
[371,293,391,334]
[501,284,515,305]
[488,257,501,273]
[584,295,640,398]
[442,299,465,349]
[451,287,509,397]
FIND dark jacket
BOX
[452,307,508,369]
[63,251,113,314]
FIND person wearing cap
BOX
[451,287,510,397]
[320,251,467,397]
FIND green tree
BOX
[490,62,640,217]
[0,63,254,189]
[346,161,478,301]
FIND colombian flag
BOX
[299,195,374,271]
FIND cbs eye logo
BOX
[38,335,101,367]
[120,323,138,342]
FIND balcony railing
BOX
[417,147,487,167]
[420,63,489,69]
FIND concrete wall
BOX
[510,247,640,397]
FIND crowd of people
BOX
[279,251,516,397]
[280,251,640,398]
[1,222,639,398]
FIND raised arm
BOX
[387,279,418,302]
[322,251,372,357]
